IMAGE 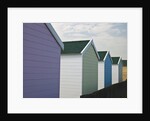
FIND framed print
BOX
[7,7,142,114]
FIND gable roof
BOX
[62,40,90,54]
[112,57,120,64]
[61,40,100,60]
[45,23,64,50]
[122,60,127,66]
[98,51,107,61]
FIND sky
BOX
[51,23,127,60]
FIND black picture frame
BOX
[1,0,148,118]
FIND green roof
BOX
[122,60,127,66]
[61,40,90,54]
[98,51,107,61]
[112,57,120,64]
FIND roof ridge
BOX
[63,40,90,43]
[112,57,120,58]
[98,50,108,52]
[98,51,108,53]
[61,40,90,54]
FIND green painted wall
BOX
[82,45,98,95]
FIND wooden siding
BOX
[98,62,104,90]
[104,54,112,87]
[60,54,82,98]
[82,45,98,95]
[122,67,127,81]
[23,23,61,98]
[112,65,119,84]
[119,60,123,82]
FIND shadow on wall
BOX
[80,80,127,98]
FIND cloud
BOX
[51,22,127,59]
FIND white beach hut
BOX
[112,57,123,84]
[98,51,113,90]
[60,40,100,98]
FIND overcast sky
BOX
[51,23,127,60]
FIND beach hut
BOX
[23,23,64,98]
[112,57,123,84]
[60,40,100,98]
[98,51,112,90]
[122,60,127,81]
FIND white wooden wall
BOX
[98,62,104,90]
[60,54,82,98]
[112,65,119,84]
